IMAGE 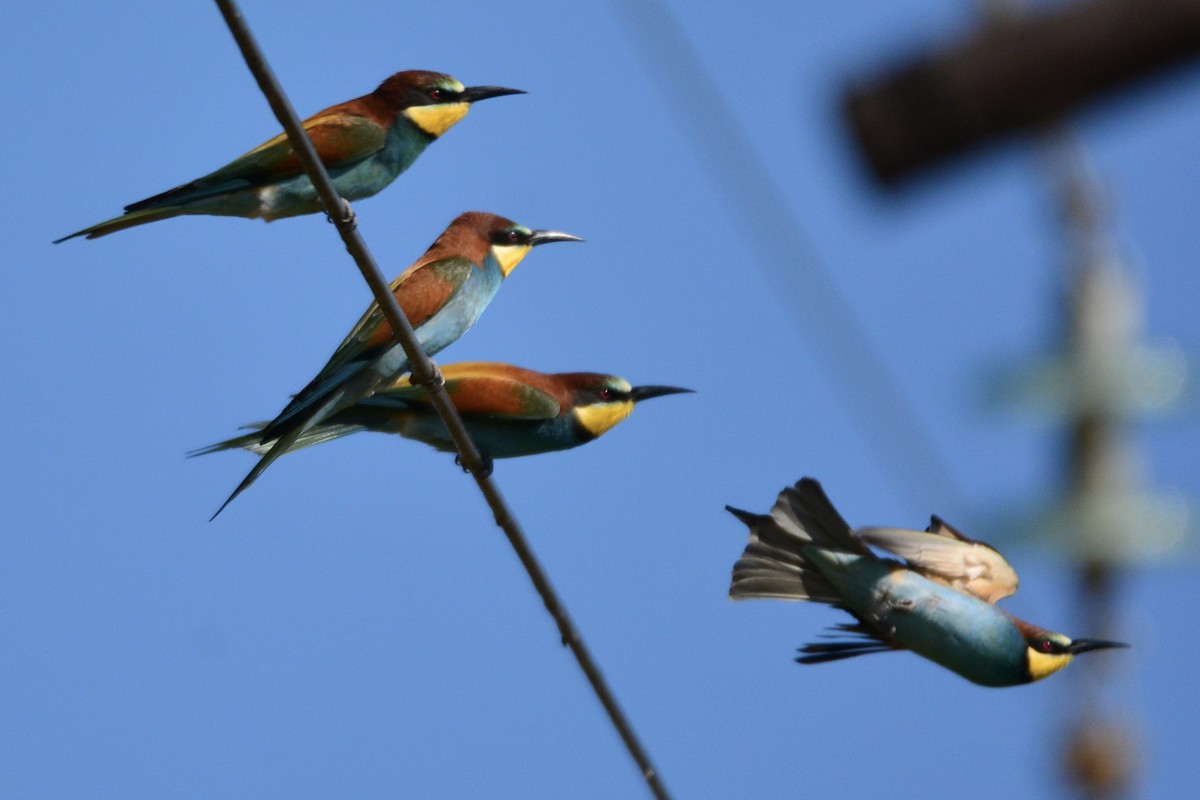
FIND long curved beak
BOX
[461,85,526,103]
[629,385,694,403]
[1067,639,1130,655]
[529,229,585,246]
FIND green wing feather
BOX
[125,114,388,212]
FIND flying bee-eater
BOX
[192,361,692,468]
[55,70,522,242]
[208,212,582,519]
[727,477,1128,687]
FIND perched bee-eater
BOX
[55,70,522,242]
[192,361,692,466]
[727,478,1128,687]
[208,212,581,519]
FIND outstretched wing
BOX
[856,519,1019,604]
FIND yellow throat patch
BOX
[405,103,470,137]
[573,400,635,438]
[1026,647,1073,682]
[491,244,532,277]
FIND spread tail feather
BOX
[727,506,840,604]
[769,478,869,555]
[727,478,869,604]
[729,479,903,666]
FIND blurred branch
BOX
[846,0,1200,184]
[610,0,971,519]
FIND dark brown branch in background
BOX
[210,2,672,797]
[845,0,1200,184]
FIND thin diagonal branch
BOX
[609,0,969,520]
[211,2,671,797]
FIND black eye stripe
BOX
[597,387,629,402]
[490,229,528,245]
[414,87,457,105]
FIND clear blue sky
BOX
[5,1,1198,797]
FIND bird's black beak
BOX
[1067,638,1130,655]
[461,85,526,103]
[629,385,694,403]
[528,230,585,246]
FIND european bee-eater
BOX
[208,213,582,519]
[727,478,1128,687]
[192,361,692,466]
[55,70,522,242]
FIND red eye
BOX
[598,388,612,400]
[507,230,521,243]
[1040,640,1054,653]
[428,88,444,101]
